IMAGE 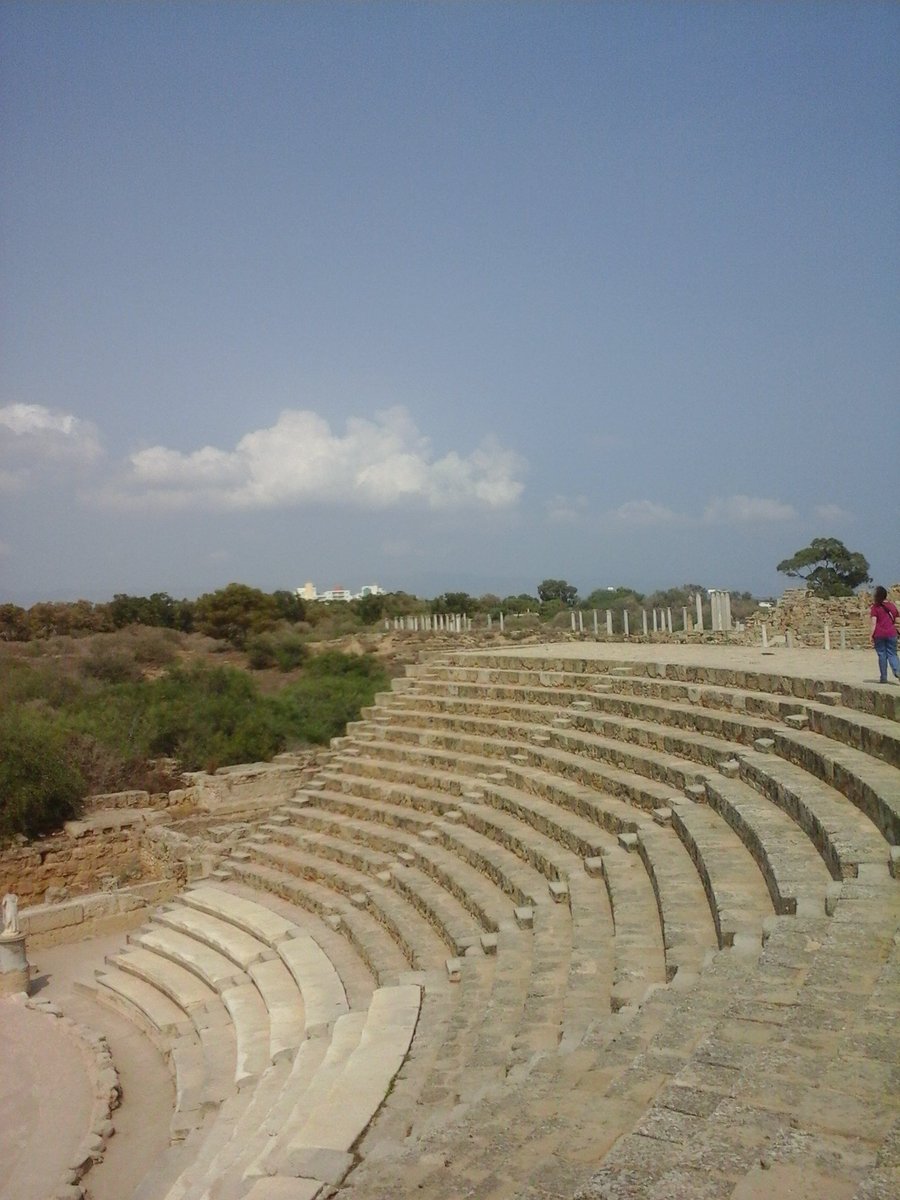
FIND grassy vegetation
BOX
[0,631,390,844]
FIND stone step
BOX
[159,1062,291,1200]
[224,859,416,984]
[221,982,271,1087]
[668,797,776,948]
[257,828,486,958]
[181,885,299,946]
[304,781,548,910]
[155,903,277,972]
[406,686,778,755]
[258,984,422,1191]
[598,844,669,1011]
[217,1028,337,1197]
[131,925,246,993]
[247,957,306,1062]
[277,932,349,1035]
[740,749,892,880]
[377,717,710,800]
[109,945,220,1017]
[89,964,193,1043]
[703,772,833,915]
[375,702,744,778]
[283,799,527,929]
[240,845,456,970]
[325,749,721,986]
[773,727,900,847]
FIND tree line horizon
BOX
[0,537,872,645]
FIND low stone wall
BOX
[20,878,179,949]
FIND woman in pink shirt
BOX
[870,585,900,683]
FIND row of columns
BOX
[384,592,743,638]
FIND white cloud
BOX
[103,407,526,512]
[610,500,683,525]
[0,403,102,463]
[702,495,797,523]
[546,494,589,523]
[0,403,103,493]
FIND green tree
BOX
[194,584,280,648]
[537,579,579,606]
[0,604,29,641]
[777,538,871,597]
[272,590,306,623]
[431,592,476,615]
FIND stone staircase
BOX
[72,648,898,1200]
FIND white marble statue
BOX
[1,893,20,937]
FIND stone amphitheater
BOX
[2,640,898,1200]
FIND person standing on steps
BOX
[870,585,900,683]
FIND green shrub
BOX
[274,652,388,745]
[83,641,144,683]
[0,710,85,842]
[142,665,284,771]
[247,630,310,672]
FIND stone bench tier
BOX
[338,733,770,950]
[739,749,892,879]
[243,984,421,1192]
[327,742,721,982]
[772,727,900,847]
[224,859,417,983]
[154,904,278,972]
[299,781,549,910]
[241,841,471,967]
[370,701,745,778]
[130,925,245,993]
[273,803,525,930]
[403,685,779,755]
[668,797,775,949]
[703,772,834,915]
[256,824,488,956]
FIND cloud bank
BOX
[103,407,525,512]
[0,403,102,490]
[606,494,799,526]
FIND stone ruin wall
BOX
[0,816,156,909]
[0,755,319,935]
[745,585,900,649]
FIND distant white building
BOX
[319,585,354,602]
[295,581,386,602]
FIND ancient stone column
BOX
[606,610,613,635]
[695,593,704,631]
[642,610,648,636]
[623,610,630,637]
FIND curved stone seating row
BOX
[80,884,422,1200]
[352,719,777,952]
[370,666,896,891]
[422,654,900,842]
[325,739,718,987]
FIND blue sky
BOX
[1,1,897,606]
